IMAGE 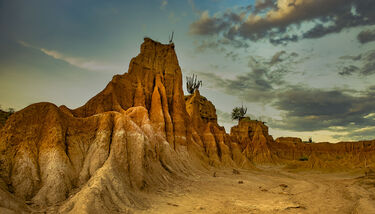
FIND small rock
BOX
[232,169,240,174]
[195,206,204,210]
[167,202,179,207]
[279,184,288,188]
[238,180,243,184]
[213,172,217,177]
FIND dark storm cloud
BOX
[190,0,375,45]
[357,29,375,44]
[270,86,375,132]
[338,50,375,76]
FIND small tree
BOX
[8,108,15,114]
[186,74,202,94]
[308,137,312,143]
[231,105,247,121]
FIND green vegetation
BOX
[186,74,202,94]
[231,105,247,121]
[299,156,309,161]
[0,106,15,127]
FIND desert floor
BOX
[139,166,375,214]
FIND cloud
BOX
[202,68,375,133]
[269,50,286,65]
[333,126,375,141]
[18,41,119,72]
[189,11,229,35]
[194,39,225,53]
[190,0,375,45]
[357,29,375,44]
[193,38,249,61]
[216,109,234,124]
[254,0,276,13]
[338,50,375,76]
[196,51,298,103]
[270,86,375,132]
[194,46,375,135]
[338,65,359,76]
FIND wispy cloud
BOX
[18,41,120,72]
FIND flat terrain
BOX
[139,166,375,214]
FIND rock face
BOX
[0,110,12,129]
[70,38,190,148]
[270,139,375,169]
[275,137,302,144]
[185,90,252,168]
[0,38,374,213]
[230,117,275,163]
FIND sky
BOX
[1,0,375,142]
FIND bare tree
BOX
[169,31,174,44]
[231,105,247,121]
[186,74,202,94]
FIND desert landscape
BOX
[0,38,374,213]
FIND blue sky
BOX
[1,0,375,142]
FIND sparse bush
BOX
[8,108,15,114]
[299,156,309,161]
[186,74,202,94]
[308,137,312,143]
[231,105,247,121]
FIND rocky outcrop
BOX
[275,137,302,144]
[230,117,275,163]
[0,39,196,213]
[0,110,12,129]
[270,139,375,169]
[185,90,253,168]
[70,38,190,148]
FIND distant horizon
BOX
[1,0,375,143]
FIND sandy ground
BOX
[138,166,375,214]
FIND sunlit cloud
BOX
[18,41,120,73]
